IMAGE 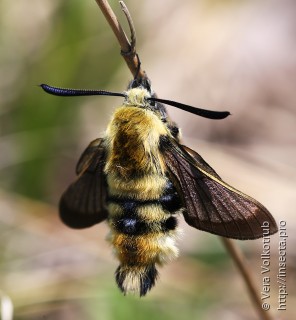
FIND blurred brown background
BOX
[0,0,295,319]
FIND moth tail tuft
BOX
[115,264,158,297]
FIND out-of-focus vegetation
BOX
[1,0,295,319]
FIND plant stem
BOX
[94,0,146,79]
[221,238,274,320]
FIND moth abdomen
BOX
[107,179,181,295]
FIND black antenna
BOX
[148,97,230,120]
[40,84,125,98]
[40,84,230,120]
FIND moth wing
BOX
[59,138,108,229]
[76,138,103,175]
[182,145,221,179]
[164,142,278,239]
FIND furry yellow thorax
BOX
[104,93,168,179]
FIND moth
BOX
[41,77,278,296]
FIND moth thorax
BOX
[124,88,151,107]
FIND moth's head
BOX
[124,87,151,108]
[124,77,168,121]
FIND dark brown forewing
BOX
[59,138,108,229]
[164,142,278,240]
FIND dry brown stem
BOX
[221,238,274,320]
[94,0,146,80]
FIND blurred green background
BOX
[0,0,295,319]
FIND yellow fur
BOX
[110,232,178,265]
[106,174,167,200]
[104,107,168,179]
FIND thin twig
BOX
[221,238,274,320]
[94,0,146,79]
[119,1,136,50]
